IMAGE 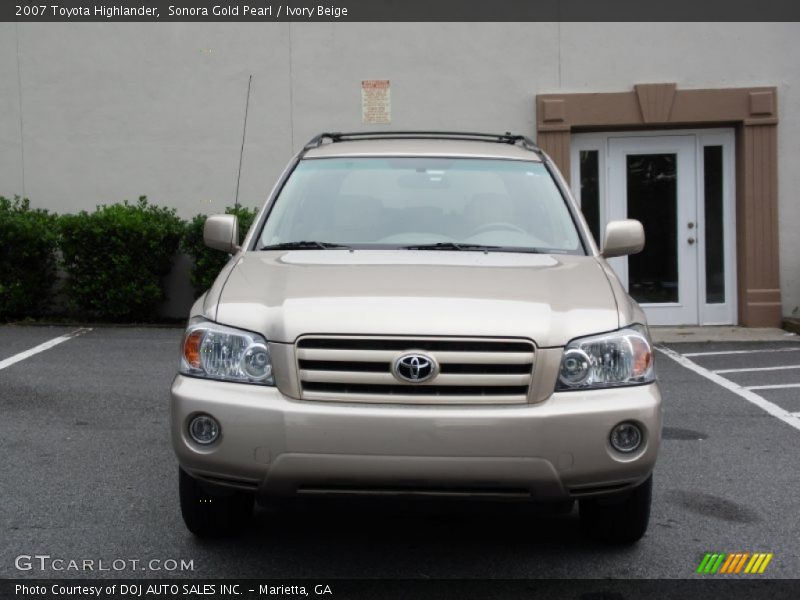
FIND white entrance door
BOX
[608,135,698,325]
[571,130,737,326]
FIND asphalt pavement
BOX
[1,325,799,580]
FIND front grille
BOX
[296,336,535,404]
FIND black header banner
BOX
[4,0,800,22]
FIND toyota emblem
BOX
[392,352,438,384]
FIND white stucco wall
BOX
[1,22,798,317]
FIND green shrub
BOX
[181,206,257,296]
[59,196,184,321]
[0,196,59,320]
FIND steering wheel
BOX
[468,222,528,236]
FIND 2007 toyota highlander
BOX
[171,131,662,543]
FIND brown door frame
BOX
[536,83,780,327]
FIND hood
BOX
[212,250,619,347]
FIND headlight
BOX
[180,320,274,385]
[556,324,654,391]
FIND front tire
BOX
[579,475,652,544]
[178,467,254,537]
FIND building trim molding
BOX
[536,83,780,327]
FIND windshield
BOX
[258,157,584,254]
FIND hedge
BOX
[58,197,184,322]
[1,197,258,322]
[181,205,257,296]
[0,196,60,320]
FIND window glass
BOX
[626,153,679,304]
[579,150,601,244]
[704,146,725,304]
[259,158,583,253]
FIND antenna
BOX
[234,74,253,215]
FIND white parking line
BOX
[0,328,91,371]
[682,347,800,357]
[714,364,800,374]
[746,383,800,391]
[656,346,800,433]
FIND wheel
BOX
[178,467,254,537]
[579,475,652,544]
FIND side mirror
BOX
[602,219,645,258]
[203,214,239,253]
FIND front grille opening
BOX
[299,360,532,375]
[568,482,633,497]
[440,363,532,375]
[297,338,532,353]
[198,475,259,491]
[302,382,528,396]
[297,484,532,498]
[299,360,390,372]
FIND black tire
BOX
[179,467,254,537]
[579,475,652,544]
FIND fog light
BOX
[610,422,643,453]
[188,415,220,445]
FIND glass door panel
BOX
[608,136,698,325]
[626,153,679,304]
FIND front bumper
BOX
[170,375,662,501]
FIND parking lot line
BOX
[746,383,800,391]
[714,364,800,374]
[682,347,800,357]
[0,328,91,371]
[656,346,800,433]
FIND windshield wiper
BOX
[402,242,545,253]
[259,241,352,251]
[402,242,503,252]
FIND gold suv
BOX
[171,132,661,543]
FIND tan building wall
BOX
[1,22,798,320]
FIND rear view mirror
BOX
[602,219,645,258]
[204,214,239,253]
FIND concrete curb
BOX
[651,326,798,344]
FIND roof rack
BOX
[303,131,540,153]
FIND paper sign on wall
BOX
[361,80,391,124]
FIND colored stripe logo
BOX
[696,552,773,574]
